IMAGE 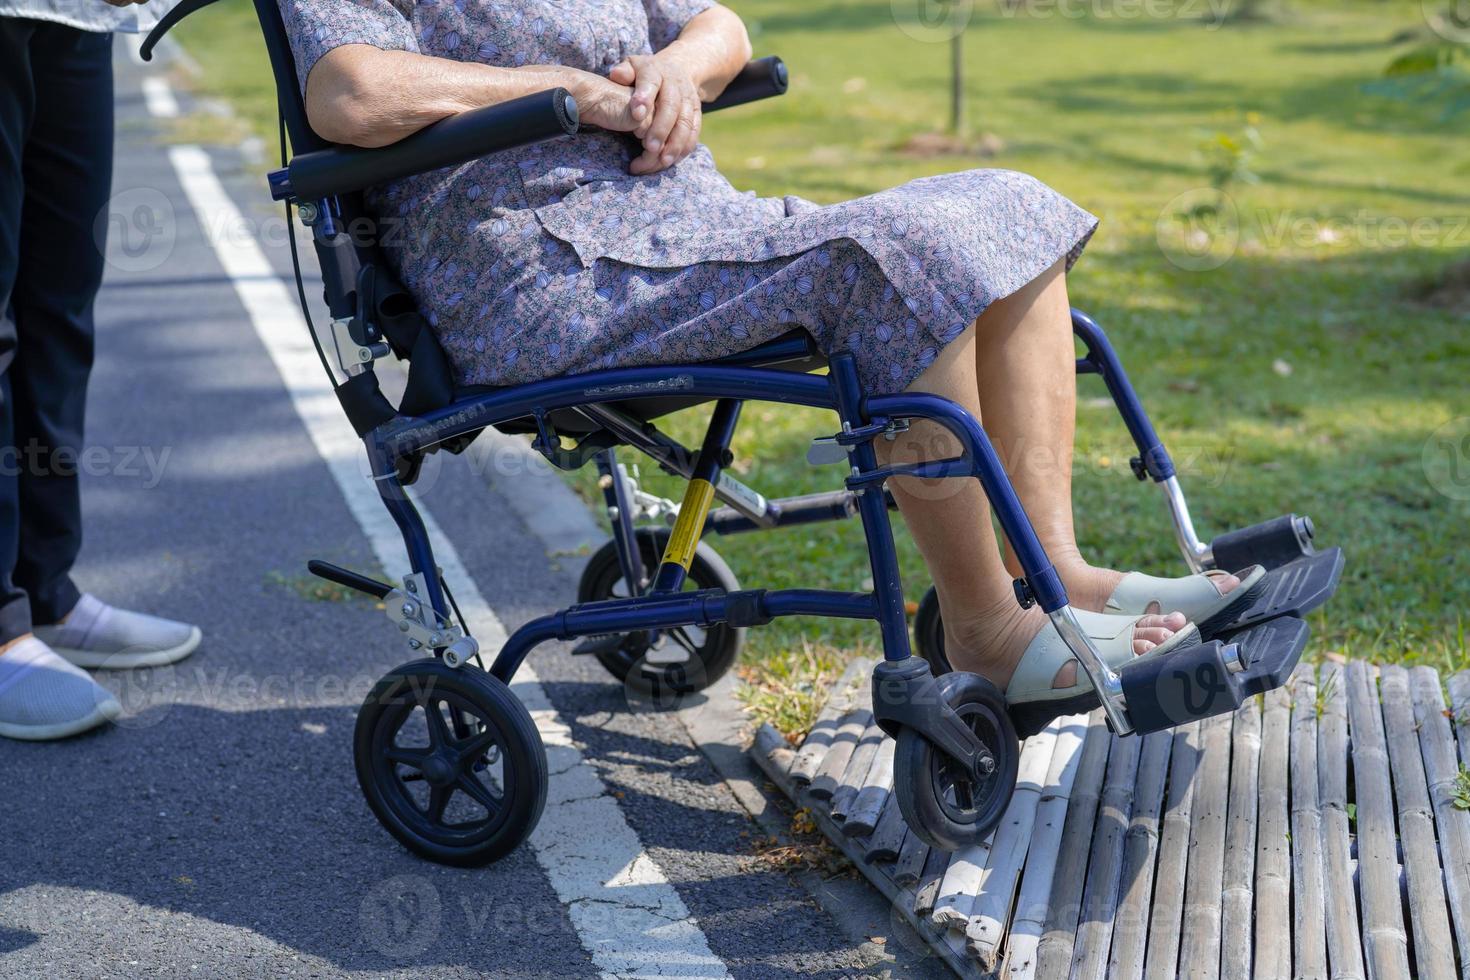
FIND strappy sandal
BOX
[1104,565,1267,638]
[1006,609,1200,737]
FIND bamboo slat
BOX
[787,658,869,784]
[1345,660,1412,980]
[1108,729,1174,980]
[1002,712,1092,980]
[893,823,930,888]
[1410,666,1470,980]
[807,708,869,801]
[1253,686,1291,980]
[1380,666,1456,980]
[845,736,896,837]
[1222,698,1264,980]
[1071,730,1143,980]
[963,721,1062,967]
[829,720,884,821]
[1292,665,1330,980]
[1449,672,1470,766]
[1179,711,1233,980]
[1318,660,1365,980]
[1144,721,1203,980]
[1035,715,1112,980]
[862,793,906,863]
[933,844,991,931]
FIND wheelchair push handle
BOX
[703,55,789,112]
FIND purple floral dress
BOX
[278,0,1098,394]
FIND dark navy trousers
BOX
[0,18,114,643]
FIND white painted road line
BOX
[163,129,731,978]
[141,76,180,119]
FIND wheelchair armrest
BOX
[274,88,580,201]
[273,57,787,202]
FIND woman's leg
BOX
[878,317,1184,690]
[971,260,1240,610]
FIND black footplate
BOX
[1200,546,1344,640]
[1120,616,1310,735]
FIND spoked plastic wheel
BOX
[354,659,546,866]
[912,585,953,675]
[577,528,743,694]
[895,671,1019,851]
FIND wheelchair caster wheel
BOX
[895,671,1019,851]
[578,528,743,694]
[912,586,953,675]
[354,659,546,866]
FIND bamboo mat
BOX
[749,658,1470,979]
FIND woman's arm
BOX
[610,6,753,175]
[303,45,639,148]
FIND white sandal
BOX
[1006,609,1199,735]
[1104,565,1267,637]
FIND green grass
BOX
[173,1,1470,727]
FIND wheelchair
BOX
[144,0,1343,865]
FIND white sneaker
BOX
[33,593,201,669]
[0,636,121,740]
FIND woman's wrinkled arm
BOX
[304,45,637,148]
[659,5,752,104]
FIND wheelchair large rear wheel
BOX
[894,671,1018,851]
[577,528,743,694]
[355,659,546,866]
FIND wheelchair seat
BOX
[464,327,828,436]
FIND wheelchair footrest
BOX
[1120,616,1309,735]
[1202,546,1344,640]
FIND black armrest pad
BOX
[703,56,788,113]
[285,87,578,200]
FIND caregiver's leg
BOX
[878,322,1183,690]
[974,260,1239,610]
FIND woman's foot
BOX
[1059,562,1244,616]
[941,597,1188,691]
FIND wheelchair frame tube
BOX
[595,449,647,592]
[1070,308,1213,572]
[650,399,742,593]
[366,358,1081,679]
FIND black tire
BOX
[577,528,744,694]
[912,585,953,675]
[354,659,547,866]
[894,671,1019,851]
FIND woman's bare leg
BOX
[879,320,1183,690]
[972,260,1240,609]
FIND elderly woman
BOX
[279,0,1260,717]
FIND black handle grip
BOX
[307,560,394,600]
[702,56,788,113]
[140,0,223,61]
[285,88,579,200]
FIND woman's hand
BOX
[563,70,640,134]
[608,53,703,175]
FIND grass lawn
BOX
[172,0,1468,731]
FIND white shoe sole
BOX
[49,626,202,670]
[0,696,121,741]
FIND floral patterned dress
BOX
[278,0,1098,394]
